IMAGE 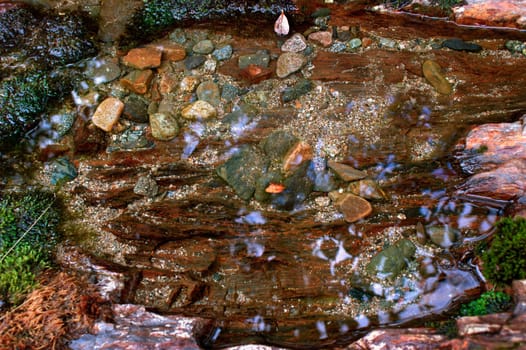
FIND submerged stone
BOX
[348,38,362,50]
[49,157,77,185]
[422,60,452,95]
[308,31,333,48]
[331,192,373,223]
[184,55,206,70]
[216,145,269,201]
[122,47,162,69]
[192,39,214,54]
[426,225,459,248]
[260,130,299,163]
[282,79,313,103]
[238,50,270,69]
[92,97,124,132]
[366,239,416,279]
[149,112,179,141]
[134,175,159,197]
[347,179,387,200]
[282,141,314,175]
[120,69,154,95]
[442,38,482,53]
[85,58,121,84]
[276,52,306,78]
[328,160,367,182]
[196,81,221,106]
[271,161,315,210]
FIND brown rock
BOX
[331,192,372,223]
[159,72,179,94]
[361,37,373,48]
[308,31,333,48]
[348,329,447,350]
[122,47,162,69]
[422,60,452,95]
[120,70,154,95]
[240,64,273,84]
[454,0,526,29]
[457,314,511,336]
[149,41,187,62]
[180,76,200,93]
[328,160,368,181]
[283,141,313,174]
[92,97,124,132]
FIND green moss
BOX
[460,291,512,317]
[0,191,61,306]
[425,319,458,339]
[481,217,526,286]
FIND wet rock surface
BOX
[2,1,526,350]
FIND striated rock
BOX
[120,69,154,95]
[457,313,511,336]
[331,192,373,223]
[276,52,306,78]
[149,112,179,141]
[308,31,333,47]
[453,0,526,29]
[92,97,124,132]
[281,33,308,52]
[328,161,368,181]
[122,47,162,69]
[283,141,313,174]
[422,60,452,95]
[181,100,217,120]
[348,329,448,350]
[196,81,221,106]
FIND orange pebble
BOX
[265,183,286,193]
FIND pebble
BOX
[281,33,308,53]
[328,160,367,181]
[134,175,159,197]
[184,55,206,70]
[49,157,77,185]
[149,112,179,141]
[238,50,270,69]
[180,76,200,93]
[378,37,398,49]
[442,38,482,52]
[505,40,525,54]
[283,141,314,174]
[308,31,333,47]
[193,39,214,54]
[221,84,240,102]
[181,100,217,120]
[123,94,150,123]
[149,41,186,62]
[276,52,306,78]
[329,41,347,53]
[366,239,416,279]
[348,38,362,50]
[212,44,233,61]
[331,192,372,223]
[361,37,373,48]
[92,97,124,132]
[260,130,299,162]
[347,179,387,200]
[122,47,162,69]
[282,79,313,103]
[203,58,217,73]
[422,60,452,95]
[196,81,221,106]
[85,58,121,84]
[120,69,154,95]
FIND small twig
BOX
[0,200,54,264]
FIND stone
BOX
[92,97,124,132]
[123,94,149,123]
[457,314,512,336]
[238,50,270,69]
[180,100,217,120]
[276,52,306,78]
[425,225,458,248]
[272,161,315,210]
[216,145,269,201]
[329,42,347,53]
[159,72,178,94]
[149,41,186,62]
[221,84,240,102]
[184,55,206,70]
[203,58,217,73]
[281,33,307,53]
[85,57,121,84]
[442,38,482,52]
[379,37,398,49]
[332,192,373,223]
[366,239,416,279]
[453,0,526,29]
[254,171,284,203]
[134,175,159,197]
[505,40,525,54]
[120,69,154,95]
[149,112,179,141]
[180,76,200,93]
[283,141,314,174]
[260,130,299,163]
[308,31,332,47]
[192,39,214,54]
[282,79,313,103]
[107,126,153,152]
[196,81,221,106]
[122,47,162,69]
[49,157,77,185]
[361,37,373,48]
[422,60,452,95]
[347,179,387,200]
[348,38,362,50]
[240,64,273,84]
[328,160,368,181]
[212,44,233,61]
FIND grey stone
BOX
[123,94,149,123]
[212,44,233,61]
[192,39,214,54]
[238,50,270,69]
[348,38,362,50]
[282,79,313,103]
[271,161,315,210]
[85,57,121,84]
[196,81,221,106]
[221,84,240,102]
[134,175,159,197]
[379,37,398,49]
[442,38,482,53]
[329,41,347,53]
[184,55,206,70]
[49,157,77,185]
[260,130,299,163]
[366,239,416,279]
[426,225,458,248]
